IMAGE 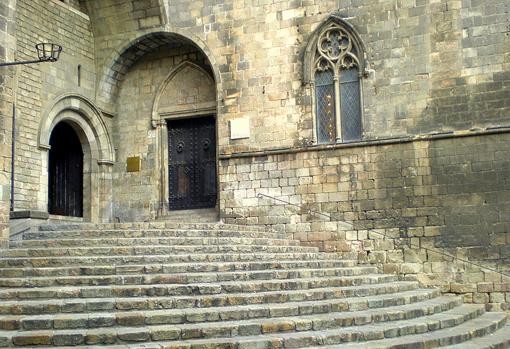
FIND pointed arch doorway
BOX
[153,61,218,212]
[48,122,84,217]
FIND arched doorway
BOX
[48,122,84,217]
[102,30,221,219]
[39,95,115,222]
[155,61,218,211]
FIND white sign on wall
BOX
[230,117,250,140]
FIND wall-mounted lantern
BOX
[0,42,62,67]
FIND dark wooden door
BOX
[48,122,84,217]
[167,116,217,210]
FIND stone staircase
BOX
[0,222,508,348]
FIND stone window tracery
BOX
[304,16,366,144]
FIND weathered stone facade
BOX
[220,132,510,309]
[1,0,509,308]
[0,0,16,247]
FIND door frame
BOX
[158,108,218,214]
[151,60,219,217]
[38,94,115,223]
[166,113,217,210]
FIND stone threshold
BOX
[157,208,219,223]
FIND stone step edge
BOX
[38,223,271,232]
[1,247,321,258]
[0,290,451,330]
[0,260,358,277]
[0,266,379,286]
[13,236,299,246]
[0,254,359,268]
[23,229,287,241]
[3,244,319,252]
[441,323,510,349]
[0,282,423,315]
[0,304,494,347]
[32,315,510,349]
[34,228,273,233]
[0,275,404,301]
[309,312,508,348]
[0,252,353,262]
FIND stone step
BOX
[0,274,400,301]
[0,259,357,278]
[0,295,461,334]
[0,283,426,316]
[38,222,269,232]
[0,252,352,268]
[442,323,510,349]
[0,304,496,347]
[311,312,507,349]
[1,244,319,258]
[11,236,300,248]
[23,229,287,241]
[0,266,379,288]
[155,208,218,223]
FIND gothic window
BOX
[304,16,367,144]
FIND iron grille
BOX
[315,70,336,144]
[340,67,362,142]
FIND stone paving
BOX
[0,221,508,348]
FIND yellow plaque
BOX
[126,156,141,172]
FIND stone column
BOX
[0,0,16,247]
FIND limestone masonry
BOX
[0,0,509,341]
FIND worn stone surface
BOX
[0,0,16,247]
[12,0,96,215]
[0,223,507,347]
[220,133,510,309]
[1,0,508,321]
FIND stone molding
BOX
[219,126,510,160]
[50,0,89,20]
[38,93,115,164]
[96,26,223,111]
[9,210,49,220]
[303,14,368,84]
[151,60,216,128]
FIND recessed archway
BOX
[153,61,218,212]
[96,27,222,111]
[38,94,114,222]
[102,30,220,220]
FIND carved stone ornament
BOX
[303,15,368,83]
[315,23,360,73]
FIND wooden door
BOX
[48,122,84,217]
[167,116,217,210]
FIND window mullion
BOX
[334,72,342,143]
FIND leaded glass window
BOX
[309,18,365,144]
[340,67,362,142]
[315,70,336,144]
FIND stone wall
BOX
[12,0,95,212]
[6,0,510,305]
[80,0,510,220]
[0,0,16,246]
[153,0,508,153]
[220,131,510,309]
